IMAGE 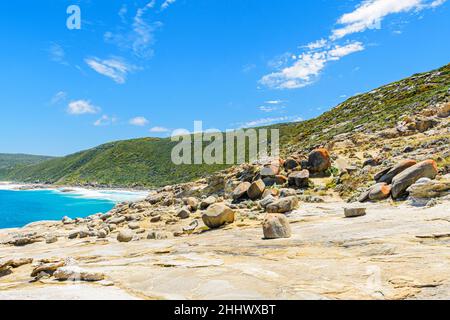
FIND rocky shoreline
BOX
[0,101,449,300]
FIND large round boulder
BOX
[117,229,134,243]
[262,214,292,239]
[308,148,331,173]
[202,204,235,229]
[391,160,438,199]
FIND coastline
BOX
[0,182,150,231]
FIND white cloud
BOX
[265,100,284,105]
[161,0,176,10]
[260,42,364,89]
[149,126,170,133]
[304,39,328,50]
[50,91,67,105]
[260,0,446,90]
[331,0,447,40]
[327,42,365,60]
[129,116,149,126]
[85,57,136,84]
[105,1,167,59]
[259,105,286,113]
[94,115,118,126]
[67,100,100,115]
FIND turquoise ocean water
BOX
[0,189,115,229]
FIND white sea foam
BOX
[0,182,148,203]
[55,187,148,202]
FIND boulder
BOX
[150,215,161,223]
[275,175,288,185]
[344,207,366,218]
[247,179,266,200]
[54,266,105,282]
[200,196,217,209]
[186,197,199,211]
[415,117,438,132]
[117,230,134,243]
[231,182,251,200]
[406,177,450,199]
[45,235,58,244]
[97,229,108,239]
[128,222,140,230]
[262,176,276,187]
[288,170,310,188]
[260,166,278,177]
[377,160,417,184]
[308,148,331,173]
[391,160,439,199]
[259,195,276,209]
[368,183,391,201]
[284,158,299,171]
[374,167,392,182]
[31,261,65,277]
[177,207,191,219]
[437,102,450,118]
[9,258,33,268]
[62,216,73,225]
[262,214,292,239]
[202,204,235,229]
[266,196,299,214]
[0,259,13,272]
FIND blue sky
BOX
[0,0,448,156]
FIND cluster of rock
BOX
[29,257,105,282]
[359,159,449,204]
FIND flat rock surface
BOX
[1,200,450,300]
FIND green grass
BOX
[2,63,449,187]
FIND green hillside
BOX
[0,154,55,179]
[2,63,449,187]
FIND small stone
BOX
[128,222,140,230]
[263,214,292,239]
[150,215,162,223]
[147,231,170,240]
[117,230,134,243]
[186,197,199,211]
[368,183,392,201]
[266,196,299,214]
[45,235,58,244]
[344,207,366,218]
[62,216,73,225]
[97,229,108,239]
[260,195,276,209]
[200,196,217,210]
[177,207,191,219]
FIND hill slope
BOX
[0,154,54,179]
[3,63,449,187]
